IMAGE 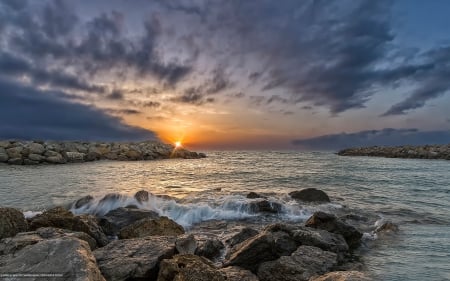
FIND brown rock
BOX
[0,207,28,239]
[157,254,225,281]
[289,188,330,203]
[118,217,184,239]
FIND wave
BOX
[68,191,342,227]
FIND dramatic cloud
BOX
[0,78,155,141]
[293,128,450,150]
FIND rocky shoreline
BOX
[337,144,450,160]
[0,188,396,281]
[0,140,206,165]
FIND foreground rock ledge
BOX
[337,144,450,160]
[0,140,206,165]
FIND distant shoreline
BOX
[337,144,450,160]
[0,140,206,165]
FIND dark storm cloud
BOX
[0,78,155,141]
[292,128,450,150]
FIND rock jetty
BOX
[337,144,450,160]
[0,140,206,165]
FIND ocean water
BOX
[0,151,449,280]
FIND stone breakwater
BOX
[337,144,450,160]
[0,140,206,165]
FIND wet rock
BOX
[134,190,150,203]
[196,238,225,260]
[226,227,259,248]
[94,236,176,281]
[257,246,337,281]
[176,234,197,254]
[0,227,97,254]
[157,254,225,281]
[99,207,160,236]
[118,217,185,239]
[375,221,399,234]
[0,207,28,239]
[289,188,330,203]
[246,192,263,199]
[249,200,282,213]
[305,212,362,249]
[0,237,105,281]
[74,195,94,209]
[220,266,259,281]
[310,271,372,281]
[29,207,108,246]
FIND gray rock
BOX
[310,271,372,281]
[0,237,105,281]
[196,238,225,260]
[157,254,225,281]
[28,153,45,162]
[118,217,184,239]
[176,234,197,254]
[289,188,330,203]
[291,226,349,253]
[226,227,259,248]
[23,159,39,165]
[46,152,66,164]
[248,200,282,213]
[305,212,362,249]
[8,157,23,165]
[0,147,8,162]
[0,207,28,239]
[6,146,23,158]
[73,195,94,209]
[0,141,11,148]
[257,246,337,281]
[220,266,259,281]
[65,151,86,162]
[28,142,45,154]
[94,236,176,281]
[99,207,160,236]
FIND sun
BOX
[175,141,182,148]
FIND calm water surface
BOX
[0,151,449,280]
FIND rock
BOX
[28,142,45,154]
[196,238,225,260]
[226,227,259,248]
[29,207,108,246]
[305,212,362,249]
[246,192,263,199]
[65,151,86,162]
[0,227,97,254]
[248,200,282,213]
[6,146,22,158]
[118,217,184,239]
[289,188,330,203]
[23,159,39,165]
[0,237,105,281]
[0,141,11,148]
[176,234,197,254]
[257,246,337,281]
[157,254,225,281]
[0,147,9,162]
[0,207,28,239]
[99,207,160,236]
[46,152,66,164]
[28,153,45,162]
[8,157,23,165]
[135,190,150,203]
[291,227,348,254]
[375,221,399,234]
[199,152,207,158]
[94,236,176,281]
[73,195,94,209]
[310,271,372,281]
[220,266,259,281]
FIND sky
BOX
[1,0,450,150]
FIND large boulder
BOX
[134,190,150,203]
[28,142,45,155]
[45,152,66,164]
[29,207,108,246]
[0,207,28,239]
[0,237,105,281]
[0,227,97,254]
[220,266,259,281]
[289,188,330,203]
[257,246,337,281]
[248,200,282,213]
[310,271,372,281]
[98,207,159,236]
[305,212,362,249]
[175,234,197,254]
[157,254,225,281]
[118,217,184,239]
[65,151,86,162]
[0,147,9,162]
[94,236,176,281]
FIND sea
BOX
[0,151,449,281]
